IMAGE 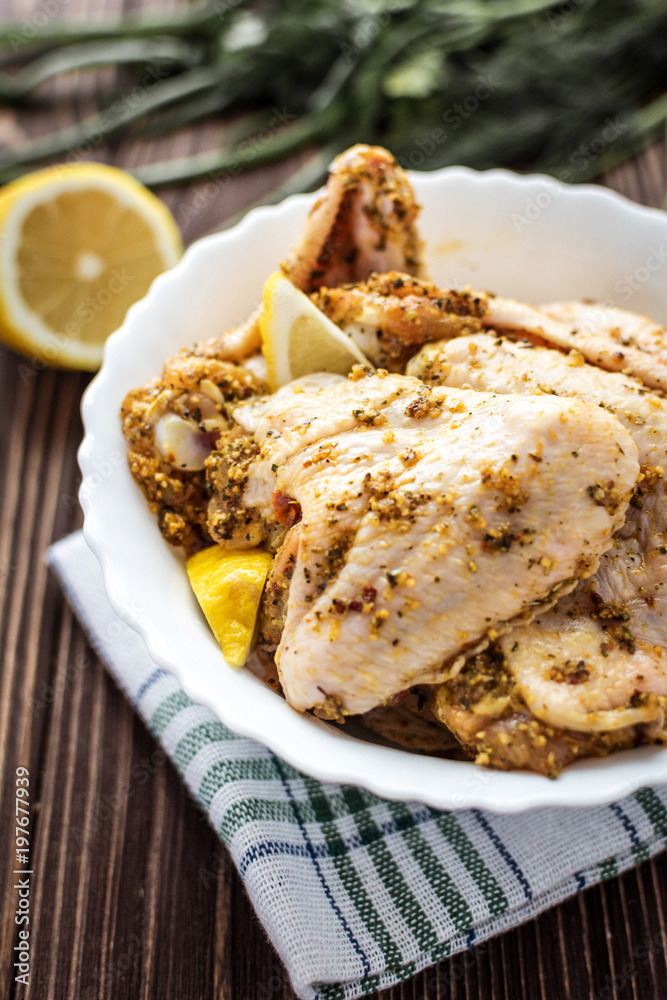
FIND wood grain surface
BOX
[1,3,667,998]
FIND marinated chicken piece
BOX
[209,370,638,716]
[205,429,267,550]
[218,144,424,362]
[304,272,667,391]
[544,300,667,388]
[212,307,265,364]
[121,142,421,544]
[322,274,667,391]
[206,374,344,552]
[409,334,667,770]
[258,522,301,641]
[284,144,422,293]
[311,271,485,371]
[360,689,461,754]
[432,653,639,777]
[121,346,266,553]
[483,296,667,392]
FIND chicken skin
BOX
[119,138,667,777]
[342,272,667,392]
[483,296,667,392]
[219,143,423,361]
[121,346,266,553]
[121,146,423,550]
[208,370,638,717]
[311,271,485,372]
[306,270,667,392]
[409,334,667,771]
[284,144,422,293]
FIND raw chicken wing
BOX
[209,370,638,717]
[409,334,667,771]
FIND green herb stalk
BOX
[0,0,665,200]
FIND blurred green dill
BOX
[0,0,666,201]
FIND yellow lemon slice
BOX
[187,545,274,667]
[0,163,182,370]
[260,270,371,390]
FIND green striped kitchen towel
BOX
[47,531,667,1000]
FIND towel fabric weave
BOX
[47,531,667,1000]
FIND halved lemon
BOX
[187,545,274,667]
[0,163,182,370]
[260,270,371,390]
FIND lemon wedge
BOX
[0,163,182,370]
[260,270,370,390]
[187,545,274,667]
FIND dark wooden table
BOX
[2,4,667,998]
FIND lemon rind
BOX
[0,163,182,370]
[260,271,370,391]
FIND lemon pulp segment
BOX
[260,270,370,390]
[0,163,182,369]
[187,546,274,667]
